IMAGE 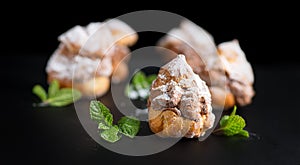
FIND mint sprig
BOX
[125,71,157,100]
[90,100,113,128]
[48,79,59,98]
[100,125,121,143]
[33,85,48,101]
[213,106,249,138]
[32,80,81,107]
[118,116,140,138]
[89,100,140,143]
[132,71,150,90]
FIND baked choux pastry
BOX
[158,20,254,109]
[148,55,215,138]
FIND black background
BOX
[1,2,300,165]
[2,2,298,64]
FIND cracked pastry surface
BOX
[148,55,215,138]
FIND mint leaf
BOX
[98,123,111,130]
[32,85,47,101]
[230,105,237,116]
[146,74,157,84]
[118,116,140,138]
[132,71,149,90]
[90,100,113,126]
[100,125,121,143]
[238,130,249,138]
[222,115,246,136]
[48,80,60,98]
[90,100,118,142]
[33,82,81,107]
[213,105,249,138]
[219,115,229,127]
[125,84,138,99]
[89,100,141,143]
[48,88,81,107]
[125,71,157,100]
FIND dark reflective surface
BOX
[1,55,300,164]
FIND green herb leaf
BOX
[125,71,157,100]
[219,115,229,127]
[48,80,60,98]
[146,74,157,84]
[238,130,249,138]
[98,123,111,130]
[89,100,141,143]
[213,105,249,138]
[125,84,131,97]
[90,100,113,127]
[118,116,140,138]
[48,88,81,107]
[33,82,81,107]
[125,84,138,99]
[100,125,122,143]
[32,85,47,101]
[222,115,246,136]
[132,71,149,90]
[230,105,237,116]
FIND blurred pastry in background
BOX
[46,19,138,97]
[158,20,254,109]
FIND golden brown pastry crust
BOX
[148,107,204,138]
[148,55,215,138]
[48,72,110,97]
[209,87,235,110]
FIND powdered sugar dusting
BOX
[149,55,215,137]
[218,40,254,84]
[46,48,112,81]
[162,54,194,77]
[46,19,137,83]
[58,26,88,49]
